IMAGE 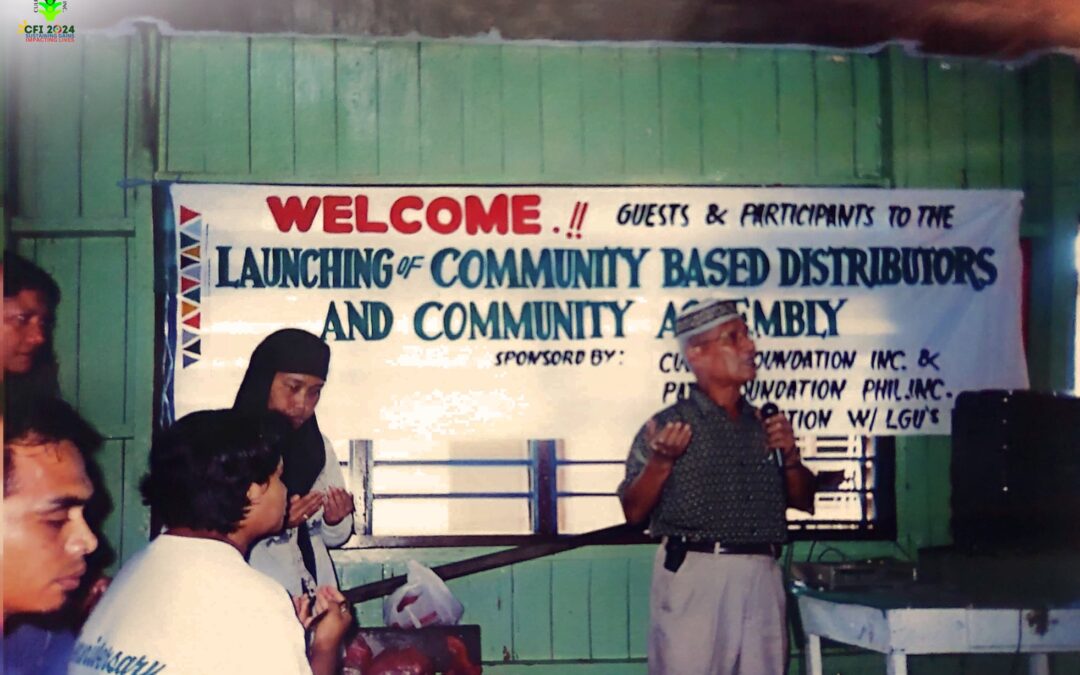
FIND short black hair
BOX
[4,251,61,307]
[140,410,285,535]
[4,252,62,395]
[4,396,103,494]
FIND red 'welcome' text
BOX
[267,194,542,235]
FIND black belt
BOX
[661,538,780,572]
[682,541,778,556]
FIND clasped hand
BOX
[287,486,356,528]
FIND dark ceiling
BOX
[81,0,1080,58]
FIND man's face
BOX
[686,318,757,387]
[3,438,97,619]
[267,372,325,429]
[3,289,52,375]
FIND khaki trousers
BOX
[648,547,787,675]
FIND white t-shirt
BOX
[70,534,312,675]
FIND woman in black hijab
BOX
[234,328,355,597]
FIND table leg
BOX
[886,652,908,675]
[1027,653,1049,675]
[805,634,822,675]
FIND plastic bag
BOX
[383,561,465,629]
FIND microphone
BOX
[760,402,784,469]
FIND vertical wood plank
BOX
[923,436,953,545]
[896,437,931,549]
[700,49,740,180]
[1043,57,1080,388]
[90,439,125,573]
[627,549,652,658]
[120,28,156,562]
[336,562,387,626]
[14,48,41,218]
[357,562,390,626]
[203,37,250,175]
[776,50,816,183]
[335,41,379,177]
[377,41,422,177]
[77,238,129,428]
[882,46,908,188]
[121,280,152,560]
[293,39,338,177]
[621,47,662,178]
[250,38,297,177]
[814,51,855,182]
[1027,236,1054,386]
[539,46,584,178]
[511,559,554,659]
[120,243,150,552]
[419,43,464,177]
[551,559,591,658]
[901,57,931,186]
[81,37,129,219]
[165,38,207,173]
[1049,56,1080,183]
[580,47,623,179]
[461,44,504,177]
[1000,66,1024,189]
[588,558,629,659]
[853,52,883,180]
[659,47,702,178]
[927,57,966,187]
[963,63,1003,188]
[449,567,514,662]
[736,49,780,182]
[115,449,140,574]
[38,39,83,218]
[28,239,80,401]
[1021,60,1057,385]
[501,45,543,177]
[1047,188,1080,390]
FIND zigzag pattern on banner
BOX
[178,206,203,368]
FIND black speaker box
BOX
[950,390,1080,551]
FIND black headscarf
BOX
[233,328,330,497]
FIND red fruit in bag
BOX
[445,635,482,675]
[367,647,435,675]
[344,634,374,672]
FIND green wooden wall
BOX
[7,30,1079,674]
[7,31,159,571]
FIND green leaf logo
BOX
[39,0,63,22]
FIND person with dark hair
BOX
[4,251,115,619]
[3,397,101,675]
[234,328,356,598]
[3,251,61,396]
[70,409,352,675]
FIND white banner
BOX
[167,185,1027,457]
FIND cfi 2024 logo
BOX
[21,0,75,42]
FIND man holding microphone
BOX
[619,300,815,675]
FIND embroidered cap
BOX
[675,300,742,349]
